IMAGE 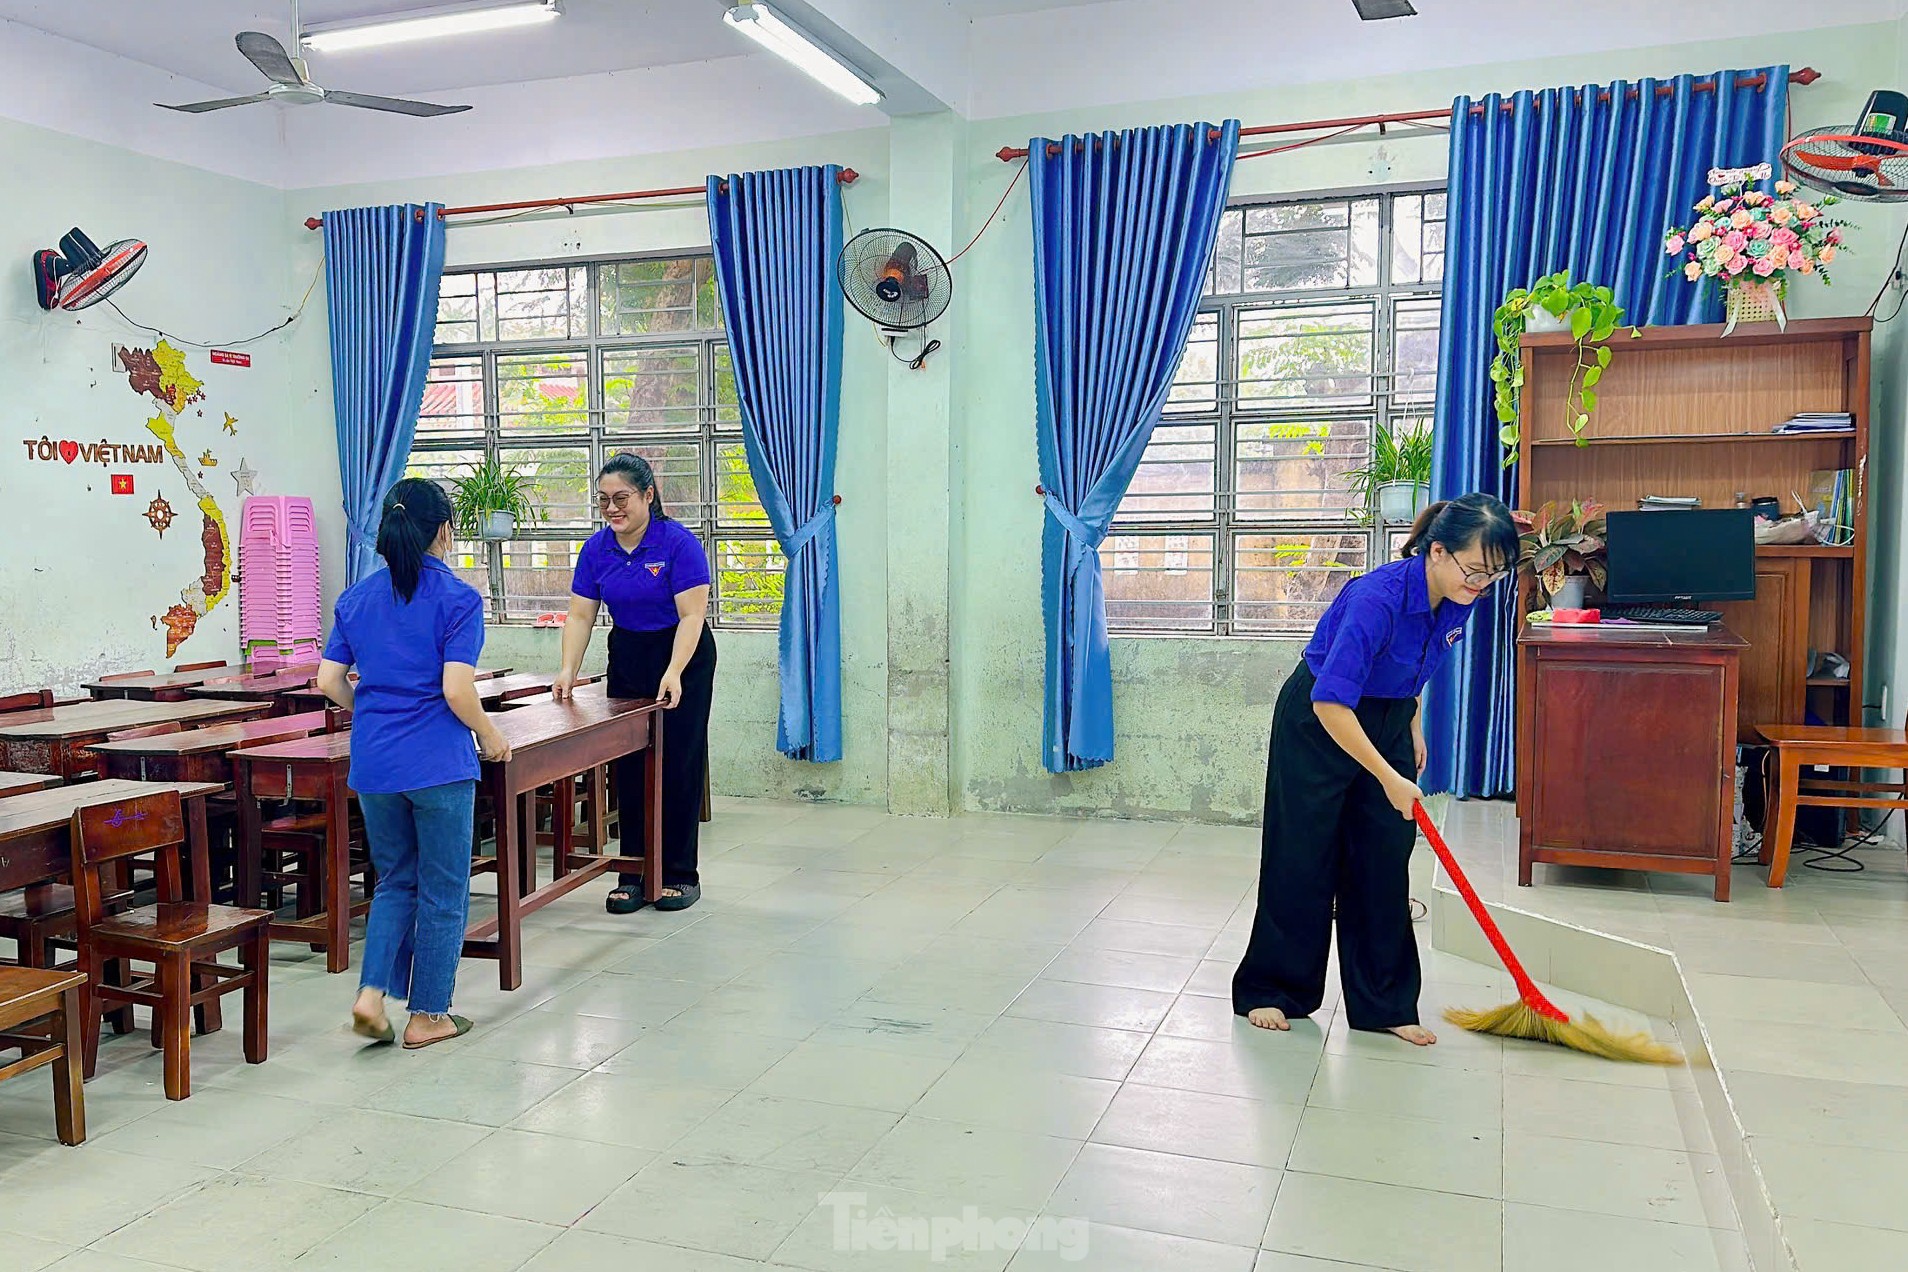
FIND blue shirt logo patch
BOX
[645,562,664,576]
[1446,628,1464,647]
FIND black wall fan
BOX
[837,229,952,368]
[1781,89,1908,201]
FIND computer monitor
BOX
[1603,508,1756,604]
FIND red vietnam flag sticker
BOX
[111,474,135,495]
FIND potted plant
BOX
[1664,162,1847,335]
[450,455,535,542]
[1346,419,1434,524]
[1491,272,1626,463]
[1513,499,1607,611]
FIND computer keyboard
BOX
[1601,604,1723,625]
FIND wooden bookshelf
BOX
[1516,316,1870,744]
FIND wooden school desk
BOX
[0,700,272,780]
[1517,623,1744,901]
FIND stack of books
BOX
[1638,495,1702,510]
[1773,412,1855,435]
[1806,468,1856,542]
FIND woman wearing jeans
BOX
[319,478,512,1050]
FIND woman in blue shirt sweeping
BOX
[319,478,512,1050]
[1232,494,1517,1047]
[554,453,716,915]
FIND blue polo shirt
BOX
[321,557,486,795]
[571,520,711,632]
[1303,555,1473,707]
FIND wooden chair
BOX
[1756,717,1908,887]
[0,690,54,714]
[0,967,86,1144]
[70,791,270,1099]
[173,661,230,673]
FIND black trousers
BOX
[1232,662,1421,1031]
[608,623,716,889]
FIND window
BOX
[1103,189,1445,636]
[415,258,782,625]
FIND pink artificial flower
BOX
[1797,257,1816,274]
[1753,256,1778,276]
[1726,255,1749,276]
[1828,229,1843,245]
[1730,209,1753,229]
[1716,198,1735,213]
[1688,220,1716,242]
[1724,229,1749,251]
[1775,179,1795,195]
[1772,228,1800,249]
[1820,245,1838,263]
[1684,260,1704,281]
[1665,235,1686,255]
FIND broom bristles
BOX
[1443,999,1683,1065]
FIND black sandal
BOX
[605,885,648,914]
[653,883,700,912]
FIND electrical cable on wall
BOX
[104,257,325,349]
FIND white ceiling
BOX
[0,0,1900,189]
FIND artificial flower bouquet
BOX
[1663,163,1847,332]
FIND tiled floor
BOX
[0,799,1747,1272]
[1435,799,1908,1272]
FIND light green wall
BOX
[295,23,1907,823]
[948,25,1905,823]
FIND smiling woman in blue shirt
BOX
[319,478,513,1051]
[554,452,716,915]
[1232,493,1518,1048]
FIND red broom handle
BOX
[1412,803,1569,1022]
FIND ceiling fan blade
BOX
[237,31,305,86]
[322,90,472,117]
[158,92,276,113]
[1352,0,1417,16]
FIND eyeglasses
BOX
[595,491,637,512]
[1455,560,1509,588]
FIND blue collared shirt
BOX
[321,557,486,794]
[1303,555,1473,707]
[570,520,711,632]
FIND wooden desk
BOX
[0,700,273,780]
[229,733,357,972]
[0,773,59,800]
[1517,624,1745,901]
[83,666,245,702]
[0,779,221,902]
[186,667,318,704]
[277,667,522,717]
[90,713,331,785]
[467,687,663,990]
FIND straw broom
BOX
[1412,803,1681,1064]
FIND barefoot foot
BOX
[1246,1007,1290,1031]
[1388,1023,1437,1046]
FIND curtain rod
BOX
[994,67,1819,162]
[303,167,860,230]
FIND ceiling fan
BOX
[158,0,472,117]
[1352,0,1418,17]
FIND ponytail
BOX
[1400,492,1519,571]
[599,452,667,520]
[375,477,455,602]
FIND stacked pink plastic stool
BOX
[238,496,322,671]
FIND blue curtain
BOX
[707,167,845,762]
[1031,122,1240,772]
[323,204,447,585]
[1423,68,1789,797]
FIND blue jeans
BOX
[357,781,475,1015]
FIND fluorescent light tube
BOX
[303,0,560,53]
[723,2,881,106]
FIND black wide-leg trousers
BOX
[608,623,716,889]
[1232,661,1422,1031]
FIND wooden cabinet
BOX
[1517,625,1744,900]
[1715,556,1806,743]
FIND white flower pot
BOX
[1375,480,1431,524]
[478,511,516,542]
[1547,574,1588,610]
[1524,307,1569,334]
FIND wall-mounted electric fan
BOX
[1780,89,1908,201]
[837,228,953,368]
[33,227,148,311]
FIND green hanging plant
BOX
[1491,272,1627,466]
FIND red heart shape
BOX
[57,440,78,464]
